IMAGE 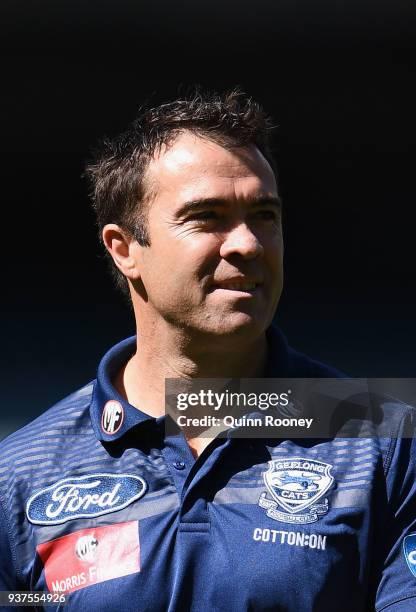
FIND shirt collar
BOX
[90,323,291,442]
[90,336,154,442]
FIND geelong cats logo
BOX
[259,458,334,524]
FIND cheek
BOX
[264,232,284,266]
[145,235,220,294]
[170,234,221,278]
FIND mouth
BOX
[216,282,258,291]
[210,280,261,295]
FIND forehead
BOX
[144,131,278,206]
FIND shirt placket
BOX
[162,432,232,532]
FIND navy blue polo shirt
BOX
[1,324,416,611]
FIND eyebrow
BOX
[175,195,282,218]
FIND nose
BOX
[219,222,264,260]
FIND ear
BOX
[102,224,141,281]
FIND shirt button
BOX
[173,461,186,470]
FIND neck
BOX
[114,321,268,419]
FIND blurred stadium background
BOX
[1,0,415,439]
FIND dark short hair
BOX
[85,87,277,298]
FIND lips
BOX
[216,282,258,291]
[212,278,262,291]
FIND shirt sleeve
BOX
[0,493,26,611]
[374,406,416,611]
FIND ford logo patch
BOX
[26,473,147,525]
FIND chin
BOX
[206,315,268,339]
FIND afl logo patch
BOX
[101,400,124,434]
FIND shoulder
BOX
[266,324,347,378]
[0,381,96,480]
[287,347,347,378]
[0,382,103,548]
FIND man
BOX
[0,90,415,611]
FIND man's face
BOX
[134,131,284,341]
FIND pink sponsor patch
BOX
[37,521,140,594]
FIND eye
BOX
[188,211,220,222]
[253,210,279,222]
